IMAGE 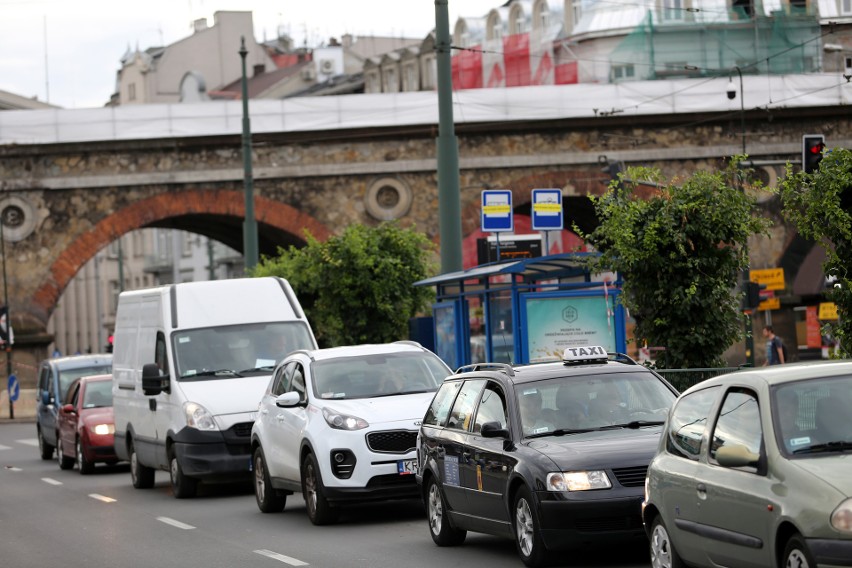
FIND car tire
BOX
[513,485,548,568]
[301,452,339,525]
[76,437,94,475]
[169,448,198,499]
[650,516,685,568]
[254,446,286,513]
[38,427,54,460]
[57,437,74,470]
[426,476,466,546]
[782,533,816,568]
[129,438,155,489]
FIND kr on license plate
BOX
[397,459,417,475]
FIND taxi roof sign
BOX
[562,346,609,364]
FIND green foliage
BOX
[778,147,852,356]
[251,222,437,347]
[581,158,771,369]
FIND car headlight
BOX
[183,402,218,430]
[546,470,612,491]
[832,498,852,533]
[322,406,368,431]
[91,423,115,436]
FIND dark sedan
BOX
[416,346,678,567]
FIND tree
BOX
[251,222,436,347]
[581,158,771,369]
[778,147,852,356]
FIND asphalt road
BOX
[0,421,651,568]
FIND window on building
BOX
[842,0,852,15]
[182,232,192,257]
[128,83,136,101]
[423,56,436,89]
[384,68,397,92]
[404,64,417,91]
[487,13,503,41]
[662,0,684,21]
[572,0,582,27]
[732,0,754,18]
[789,0,808,11]
[510,5,526,35]
[845,55,852,73]
[109,280,121,313]
[535,0,550,30]
[612,64,636,81]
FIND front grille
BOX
[230,422,253,438]
[366,430,417,454]
[611,465,648,488]
[366,473,418,489]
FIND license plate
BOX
[397,459,417,475]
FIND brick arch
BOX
[32,189,332,315]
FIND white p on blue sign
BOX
[481,190,513,233]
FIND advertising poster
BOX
[525,295,616,362]
[434,303,459,369]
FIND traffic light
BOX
[802,134,825,174]
[743,281,763,310]
[602,160,625,190]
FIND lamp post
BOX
[239,36,259,271]
[726,66,755,366]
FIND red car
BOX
[57,374,119,474]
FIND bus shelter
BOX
[414,252,626,370]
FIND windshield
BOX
[519,372,676,438]
[173,321,315,380]
[83,380,113,409]
[59,365,112,399]
[311,351,450,400]
[773,375,852,456]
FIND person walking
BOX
[763,325,786,366]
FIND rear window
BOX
[83,380,113,409]
[58,366,112,399]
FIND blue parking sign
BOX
[8,374,19,403]
[481,190,513,233]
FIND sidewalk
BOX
[0,388,37,422]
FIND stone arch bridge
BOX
[0,103,848,367]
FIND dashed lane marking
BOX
[4,466,22,471]
[156,517,195,530]
[89,494,117,503]
[254,550,309,566]
[42,477,63,485]
[16,439,39,447]
[0,444,11,451]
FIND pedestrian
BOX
[0,306,12,347]
[763,325,786,366]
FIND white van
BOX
[112,277,317,498]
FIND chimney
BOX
[193,18,208,33]
[342,34,353,48]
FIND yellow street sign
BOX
[750,268,785,291]
[819,302,839,320]
[758,297,780,311]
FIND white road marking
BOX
[42,477,63,485]
[4,466,22,471]
[156,517,195,530]
[89,494,116,503]
[16,439,39,447]
[254,550,309,566]
[0,444,11,451]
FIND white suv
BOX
[250,341,451,524]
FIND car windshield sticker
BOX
[523,389,538,396]
[789,436,811,447]
[533,426,550,434]
[444,455,460,486]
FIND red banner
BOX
[555,61,579,85]
[806,306,821,348]
[503,34,531,87]
[451,47,483,90]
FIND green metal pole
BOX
[239,36,259,272]
[435,0,463,274]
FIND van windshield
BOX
[173,322,315,380]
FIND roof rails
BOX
[392,340,424,349]
[288,349,316,361]
[454,362,516,378]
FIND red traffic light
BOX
[802,134,825,174]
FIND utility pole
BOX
[434,0,462,274]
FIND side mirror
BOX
[141,363,170,396]
[61,403,76,415]
[41,391,51,406]
[275,391,302,408]
[480,421,510,439]
[716,444,760,468]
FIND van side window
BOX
[289,364,307,403]
[38,365,49,393]
[155,332,168,374]
[48,368,56,401]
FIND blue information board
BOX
[531,188,563,231]
[481,190,514,233]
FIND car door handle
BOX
[276,414,286,421]
[696,483,707,498]
[260,408,268,415]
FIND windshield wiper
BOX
[611,420,666,429]
[239,366,275,374]
[793,440,852,454]
[181,369,243,379]
[527,427,598,438]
